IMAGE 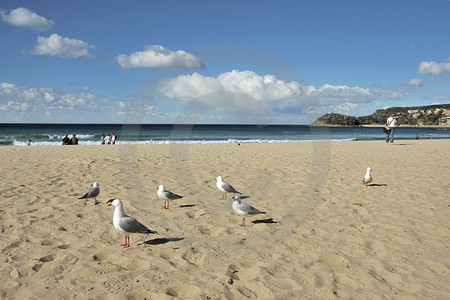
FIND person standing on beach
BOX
[111,133,116,144]
[385,114,397,143]
[105,133,111,145]
[101,134,105,144]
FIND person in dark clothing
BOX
[62,134,71,145]
[71,134,78,145]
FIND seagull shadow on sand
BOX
[367,183,388,187]
[178,204,195,208]
[144,237,185,245]
[251,218,278,224]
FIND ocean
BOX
[1,123,449,146]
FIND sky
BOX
[0,0,449,124]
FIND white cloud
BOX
[159,70,403,115]
[407,78,425,87]
[116,45,204,69]
[160,70,314,101]
[0,100,29,111]
[418,58,450,76]
[31,34,95,58]
[0,81,98,111]
[315,84,371,100]
[116,102,155,116]
[334,102,358,114]
[0,7,54,31]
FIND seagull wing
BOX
[239,201,264,215]
[119,216,156,234]
[78,186,99,199]
[164,190,183,200]
[222,181,241,194]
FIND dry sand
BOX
[0,140,449,299]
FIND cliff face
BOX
[313,104,450,126]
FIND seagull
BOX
[157,184,183,209]
[106,199,157,248]
[216,176,241,200]
[232,195,265,227]
[363,167,373,186]
[78,182,100,205]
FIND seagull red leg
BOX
[121,235,128,247]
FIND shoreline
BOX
[7,138,450,147]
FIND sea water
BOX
[0,123,449,146]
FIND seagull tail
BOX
[78,194,87,199]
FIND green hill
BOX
[313,104,450,126]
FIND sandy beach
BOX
[0,140,449,299]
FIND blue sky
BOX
[1,0,449,124]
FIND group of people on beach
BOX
[101,133,116,145]
[62,134,78,145]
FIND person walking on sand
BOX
[385,114,397,143]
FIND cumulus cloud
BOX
[158,70,403,114]
[418,58,450,76]
[0,7,54,31]
[31,34,95,58]
[116,45,204,69]
[0,81,98,111]
[160,70,314,101]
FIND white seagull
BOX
[232,195,265,227]
[78,182,100,205]
[363,167,373,186]
[216,176,241,200]
[157,184,183,209]
[106,199,157,248]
